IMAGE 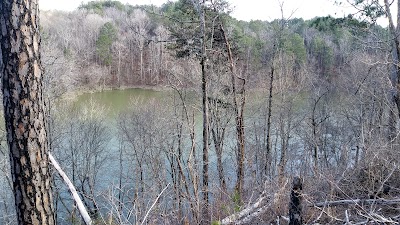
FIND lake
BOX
[74,88,170,117]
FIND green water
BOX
[74,88,169,117]
[72,88,308,123]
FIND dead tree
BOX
[289,177,302,225]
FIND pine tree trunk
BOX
[0,0,55,224]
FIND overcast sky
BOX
[39,0,391,25]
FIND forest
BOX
[1,0,400,224]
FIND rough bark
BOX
[0,0,55,224]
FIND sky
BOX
[39,0,391,25]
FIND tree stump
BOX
[289,176,302,225]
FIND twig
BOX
[140,183,170,225]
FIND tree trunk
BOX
[0,0,55,224]
[220,24,246,198]
[312,110,318,170]
[117,49,121,87]
[201,33,210,225]
[139,46,144,84]
[384,0,400,140]
[265,65,274,177]
[211,128,227,193]
[196,1,209,222]
[289,177,302,225]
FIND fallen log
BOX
[49,152,92,225]
[220,192,270,225]
[312,198,400,207]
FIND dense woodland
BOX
[2,0,400,224]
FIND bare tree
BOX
[126,9,151,84]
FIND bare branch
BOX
[140,183,170,225]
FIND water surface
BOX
[75,88,168,117]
